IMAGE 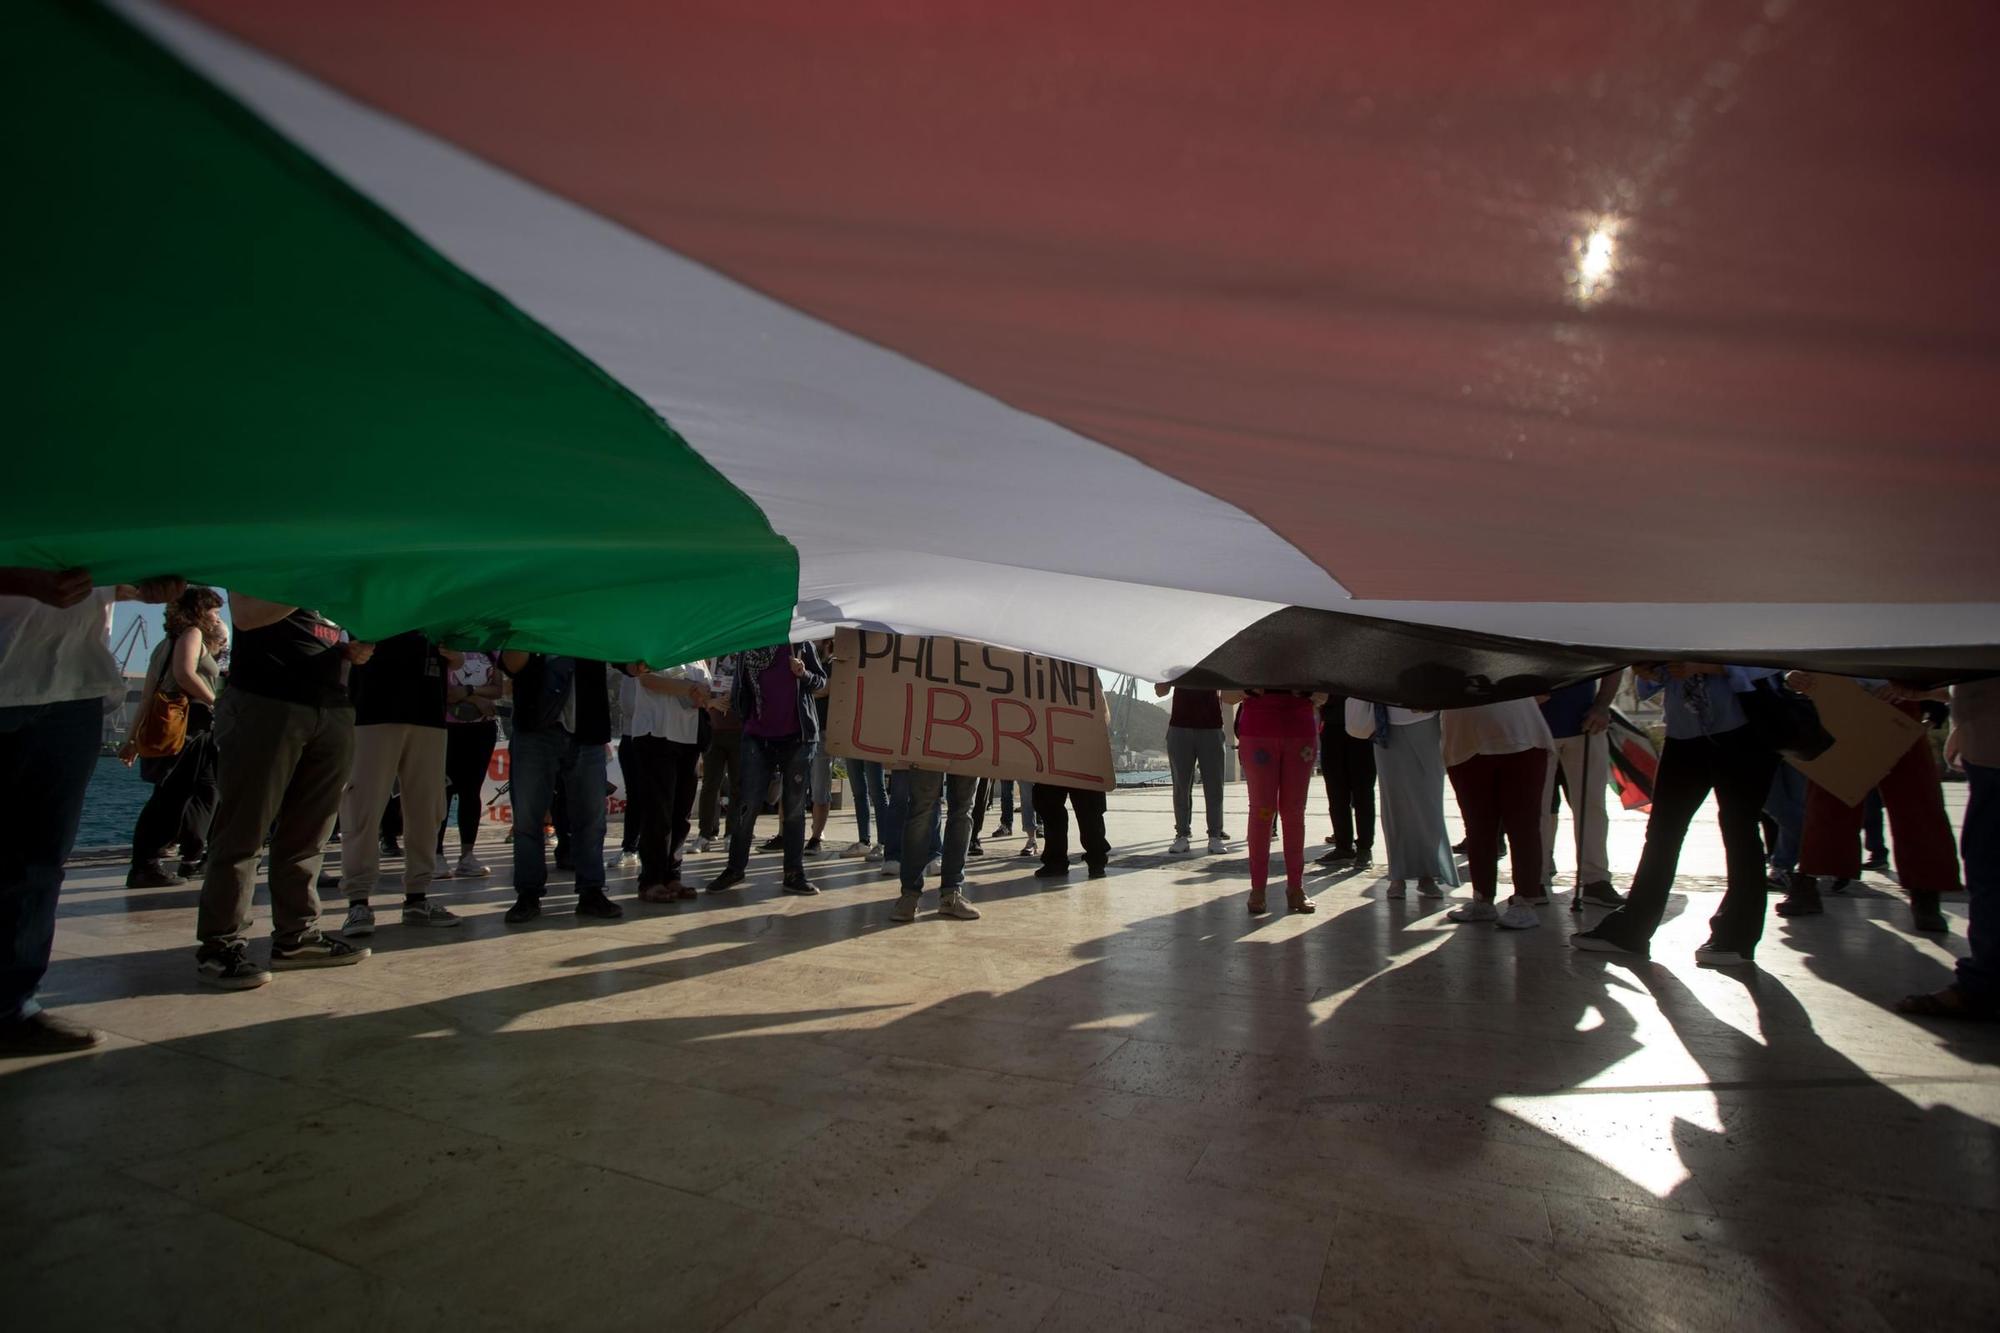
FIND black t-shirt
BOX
[508,655,611,746]
[228,609,349,708]
[348,631,446,728]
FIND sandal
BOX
[1286,888,1317,915]
[1894,986,1990,1020]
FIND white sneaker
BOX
[926,857,942,877]
[1168,835,1192,855]
[432,860,456,881]
[1207,836,1229,855]
[1385,880,1407,900]
[889,893,920,923]
[342,901,376,937]
[938,891,982,920]
[402,900,464,928]
[455,851,490,878]
[1694,943,1755,968]
[694,836,713,854]
[1496,896,1541,930]
[879,860,901,880]
[865,844,886,863]
[1516,888,1551,906]
[1446,898,1499,924]
[609,850,633,870]
[1416,878,1444,898]
[839,841,870,856]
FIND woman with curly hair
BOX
[122,586,226,887]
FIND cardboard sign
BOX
[824,627,1114,791]
[1787,675,1928,807]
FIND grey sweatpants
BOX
[1167,725,1227,839]
[197,689,354,947]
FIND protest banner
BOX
[1787,674,1929,807]
[824,627,1114,791]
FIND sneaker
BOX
[575,889,624,919]
[1911,894,1948,933]
[342,901,376,937]
[1087,864,1108,880]
[380,836,403,857]
[1446,898,1499,924]
[1516,889,1551,907]
[694,836,714,854]
[1775,883,1824,917]
[609,849,633,870]
[270,933,370,970]
[1034,863,1071,879]
[705,867,747,894]
[865,844,886,863]
[1861,852,1891,873]
[1168,835,1193,855]
[938,891,981,920]
[1496,896,1541,930]
[125,860,186,889]
[317,870,340,891]
[431,860,456,881]
[805,837,825,856]
[195,940,271,990]
[456,851,491,877]
[1352,850,1373,868]
[1415,879,1443,899]
[505,895,542,924]
[0,1009,105,1056]
[1385,880,1407,900]
[889,893,921,923]
[1574,881,1624,908]
[969,839,986,857]
[839,841,870,856]
[1207,836,1229,855]
[760,836,785,853]
[1694,940,1755,967]
[878,860,900,880]
[782,875,821,896]
[992,824,1013,839]
[1571,927,1646,958]
[926,857,942,877]
[1019,838,1039,859]
[176,858,207,879]
[402,900,463,928]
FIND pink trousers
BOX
[1241,733,1316,892]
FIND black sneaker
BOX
[760,836,785,853]
[270,933,370,971]
[1352,849,1373,868]
[1570,926,1648,958]
[0,1010,106,1056]
[1861,852,1891,872]
[505,895,542,925]
[195,940,270,990]
[380,836,402,857]
[575,888,624,919]
[126,860,186,889]
[992,824,1013,839]
[1911,894,1948,933]
[176,858,206,879]
[1315,847,1354,867]
[706,867,747,894]
[1574,881,1626,909]
[1034,863,1071,879]
[1775,882,1824,917]
[782,875,821,896]
[968,840,985,857]
[1087,864,1107,880]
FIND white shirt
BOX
[620,663,711,743]
[0,589,123,708]
[1440,699,1554,768]
[1343,699,1436,740]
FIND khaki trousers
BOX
[340,723,448,901]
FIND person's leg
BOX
[1350,737,1377,857]
[779,740,812,879]
[1166,726,1196,839]
[1953,763,1998,1009]
[507,729,560,899]
[456,722,497,853]
[970,778,991,845]
[1762,764,1807,878]
[1074,789,1110,871]
[697,736,724,839]
[1876,733,1964,894]
[177,733,220,866]
[1798,778,1862,881]
[1033,782,1068,868]
[197,692,313,946]
[1588,736,1714,945]
[0,699,101,1025]
[1197,728,1228,841]
[1863,789,1889,863]
[566,737,609,893]
[1707,730,1780,953]
[1500,749,1549,898]
[999,778,1015,828]
[1576,731,1613,885]
[900,770,944,895]
[1242,739,1280,891]
[941,775,979,890]
[266,706,355,946]
[808,746,832,843]
[1277,739,1311,891]
[1448,756,1501,900]
[883,768,909,863]
[727,737,772,873]
[844,756,874,844]
[1541,735,1577,883]
[665,740,700,883]
[1323,756,1349,848]
[618,738,642,855]
[129,743,196,873]
[624,735,666,885]
[397,728,448,899]
[338,723,402,906]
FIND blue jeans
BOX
[882,770,942,863]
[1763,763,1807,874]
[730,735,812,876]
[0,699,100,1021]
[844,757,888,845]
[510,728,607,896]
[901,771,978,895]
[1959,763,1997,1007]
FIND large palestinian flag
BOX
[7,0,1998,703]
